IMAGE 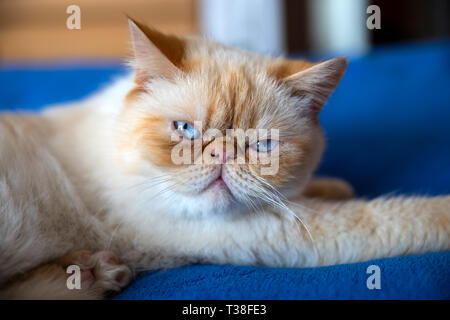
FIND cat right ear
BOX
[276,58,347,121]
[128,18,182,83]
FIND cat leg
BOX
[303,177,354,200]
[167,195,449,268]
[0,251,132,300]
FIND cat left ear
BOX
[283,57,348,119]
[128,18,182,83]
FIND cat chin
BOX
[200,181,235,210]
[173,183,250,218]
[175,196,238,219]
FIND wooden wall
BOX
[0,0,199,61]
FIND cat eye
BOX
[173,121,201,140]
[250,139,279,153]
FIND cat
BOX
[0,19,448,299]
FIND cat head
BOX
[116,19,347,218]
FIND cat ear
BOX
[283,57,347,119]
[128,18,183,83]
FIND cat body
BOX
[0,20,448,299]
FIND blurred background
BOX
[0,0,448,61]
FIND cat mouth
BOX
[203,168,231,193]
[206,176,227,190]
[211,176,227,187]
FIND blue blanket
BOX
[1,40,449,299]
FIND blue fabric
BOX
[117,252,450,300]
[1,41,449,299]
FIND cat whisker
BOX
[125,174,174,192]
[104,220,125,251]
[250,175,315,243]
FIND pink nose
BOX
[211,147,227,163]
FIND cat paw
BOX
[303,177,354,200]
[60,250,133,298]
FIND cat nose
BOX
[210,148,226,163]
[210,143,234,164]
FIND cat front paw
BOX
[303,177,354,200]
[60,250,133,298]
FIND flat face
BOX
[117,22,344,217]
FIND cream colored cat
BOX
[0,19,449,299]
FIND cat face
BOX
[117,20,347,217]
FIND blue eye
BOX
[251,139,279,152]
[173,121,201,140]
